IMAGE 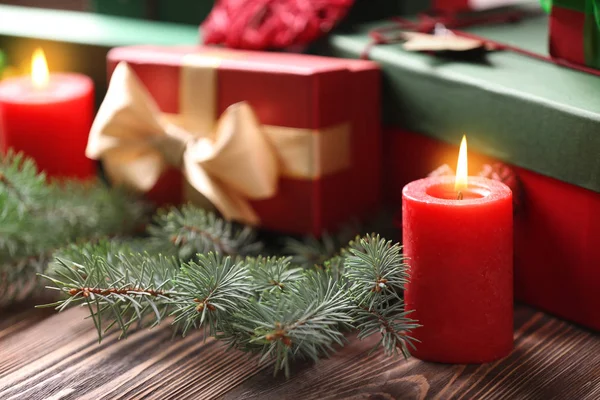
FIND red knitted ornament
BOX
[202,0,355,50]
[478,163,522,210]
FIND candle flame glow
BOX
[454,135,468,192]
[31,48,49,89]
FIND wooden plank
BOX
[223,306,600,400]
[0,302,54,342]
[1,305,599,399]
[0,307,269,400]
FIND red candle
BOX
[403,136,513,363]
[0,49,95,179]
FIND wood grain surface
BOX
[0,304,599,400]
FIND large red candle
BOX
[403,137,513,363]
[0,49,94,179]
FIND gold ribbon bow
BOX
[86,61,279,225]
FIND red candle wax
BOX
[403,175,513,363]
[0,71,95,180]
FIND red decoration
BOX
[433,0,471,13]
[478,162,521,209]
[403,175,513,363]
[0,73,95,180]
[107,46,381,236]
[202,0,354,50]
[549,5,587,67]
[387,128,600,332]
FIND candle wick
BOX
[457,191,463,200]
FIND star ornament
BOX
[401,25,496,53]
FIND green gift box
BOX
[341,0,427,27]
[319,15,600,331]
[89,0,214,24]
[89,0,152,19]
[156,0,214,24]
[322,15,599,193]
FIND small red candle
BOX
[403,136,513,363]
[0,49,95,179]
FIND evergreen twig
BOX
[0,152,145,307]
[40,209,419,377]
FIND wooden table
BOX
[1,304,599,399]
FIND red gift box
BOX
[97,46,381,236]
[548,0,600,69]
[386,128,600,331]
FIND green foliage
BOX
[231,274,354,376]
[0,152,145,307]
[345,235,409,308]
[171,253,253,337]
[42,244,178,339]
[246,256,303,294]
[148,205,262,260]
[0,151,420,376]
[41,207,419,377]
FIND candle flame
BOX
[454,135,468,192]
[31,48,49,89]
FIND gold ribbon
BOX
[87,55,351,225]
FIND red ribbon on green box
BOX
[543,0,600,68]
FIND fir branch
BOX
[170,253,253,337]
[283,224,359,269]
[148,205,262,260]
[41,242,178,340]
[0,151,48,215]
[0,152,145,307]
[342,234,418,357]
[39,207,419,377]
[344,235,409,309]
[284,234,338,269]
[227,272,353,376]
[353,300,420,358]
[246,256,304,294]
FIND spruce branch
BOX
[41,241,178,340]
[344,234,409,309]
[39,207,419,377]
[148,205,262,260]
[342,234,419,357]
[227,272,353,376]
[353,300,420,358]
[246,256,304,294]
[170,253,253,337]
[0,152,145,308]
[283,224,359,269]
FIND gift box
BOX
[548,0,600,69]
[91,46,381,236]
[386,130,600,331]
[89,0,214,23]
[89,0,152,18]
[340,0,426,27]
[156,0,214,24]
[321,15,600,329]
[433,0,532,12]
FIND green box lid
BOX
[90,0,151,19]
[0,5,200,47]
[324,16,600,193]
[156,0,214,25]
